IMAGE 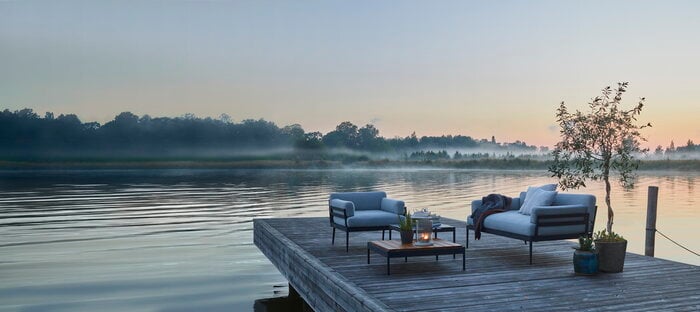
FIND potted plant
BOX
[573,235,598,275]
[594,230,627,273]
[397,213,414,245]
[549,82,650,273]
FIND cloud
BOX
[369,117,382,125]
[548,124,558,133]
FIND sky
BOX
[1,1,699,148]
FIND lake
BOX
[1,169,698,311]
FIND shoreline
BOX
[1,158,699,171]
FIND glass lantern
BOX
[414,217,433,246]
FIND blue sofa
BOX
[467,191,597,264]
[329,191,406,251]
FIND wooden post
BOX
[645,186,659,257]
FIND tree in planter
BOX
[549,82,651,237]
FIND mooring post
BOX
[645,186,659,257]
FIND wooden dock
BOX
[254,217,700,311]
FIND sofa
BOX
[467,188,596,264]
[329,191,406,251]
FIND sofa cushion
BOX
[334,210,400,228]
[482,211,534,237]
[519,184,557,208]
[330,198,355,217]
[519,188,557,215]
[329,192,386,211]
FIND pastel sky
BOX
[1,1,698,148]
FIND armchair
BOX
[329,191,406,251]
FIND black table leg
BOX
[387,257,390,275]
[462,251,466,271]
[367,248,370,264]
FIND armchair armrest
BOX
[529,205,588,224]
[330,199,355,217]
[381,198,406,215]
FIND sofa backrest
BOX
[329,192,386,211]
[520,191,597,232]
[553,193,597,232]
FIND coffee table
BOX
[367,239,465,275]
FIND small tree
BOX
[549,82,650,235]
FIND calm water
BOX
[1,169,698,311]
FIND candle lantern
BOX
[414,217,433,246]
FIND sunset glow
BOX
[1,1,698,148]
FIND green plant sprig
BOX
[576,235,595,251]
[398,212,414,231]
[594,229,626,242]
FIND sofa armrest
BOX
[470,200,481,216]
[529,205,588,224]
[381,198,406,215]
[330,199,355,217]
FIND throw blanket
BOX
[471,194,512,240]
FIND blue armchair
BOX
[466,191,597,264]
[329,191,406,251]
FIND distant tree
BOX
[666,140,676,154]
[358,124,380,150]
[218,113,232,124]
[323,121,359,149]
[295,131,323,150]
[282,124,305,141]
[654,145,663,155]
[549,82,650,235]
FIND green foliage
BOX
[594,229,626,242]
[549,82,650,234]
[576,236,595,251]
[398,213,414,231]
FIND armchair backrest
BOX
[329,192,386,211]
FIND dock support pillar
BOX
[645,186,659,257]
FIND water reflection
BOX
[0,169,698,311]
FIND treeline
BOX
[0,108,542,158]
[650,140,700,159]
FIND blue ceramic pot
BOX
[573,250,598,275]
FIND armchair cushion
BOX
[330,198,355,217]
[334,210,401,228]
[380,198,406,215]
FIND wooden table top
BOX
[368,239,462,252]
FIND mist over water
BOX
[0,169,698,311]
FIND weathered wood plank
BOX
[255,217,700,312]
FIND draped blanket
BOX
[471,194,512,240]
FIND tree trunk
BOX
[604,164,614,234]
